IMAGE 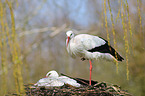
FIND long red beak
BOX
[67,36,70,47]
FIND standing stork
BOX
[66,30,124,85]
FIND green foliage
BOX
[0,0,24,95]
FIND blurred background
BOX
[0,0,145,95]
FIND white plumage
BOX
[34,70,81,88]
[66,30,124,85]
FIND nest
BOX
[24,74,132,96]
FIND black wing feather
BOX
[88,43,124,61]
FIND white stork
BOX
[66,30,124,85]
[34,70,81,87]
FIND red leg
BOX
[89,60,92,85]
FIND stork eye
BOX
[48,73,51,76]
[70,33,73,37]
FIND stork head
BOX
[45,70,59,78]
[66,30,75,47]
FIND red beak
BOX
[67,36,70,47]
